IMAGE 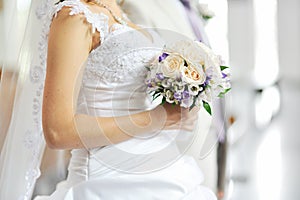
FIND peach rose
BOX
[182,64,206,85]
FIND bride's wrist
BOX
[148,106,168,131]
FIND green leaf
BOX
[218,88,231,98]
[161,97,166,105]
[153,91,160,95]
[189,97,197,111]
[217,94,223,98]
[224,88,231,93]
[218,93,224,98]
[152,93,161,101]
[203,101,212,115]
[202,15,213,20]
[220,66,229,71]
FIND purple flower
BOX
[222,72,228,79]
[203,67,213,86]
[204,75,212,87]
[146,79,151,86]
[156,73,164,80]
[146,79,156,88]
[183,90,190,99]
[159,53,169,62]
[174,92,182,101]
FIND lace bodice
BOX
[52,0,164,116]
[7,1,212,200]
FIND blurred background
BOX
[0,0,300,199]
[226,0,300,199]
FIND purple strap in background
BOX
[179,0,209,46]
[179,0,226,142]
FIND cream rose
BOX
[181,64,206,85]
[160,55,185,78]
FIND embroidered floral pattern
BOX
[30,66,44,83]
[84,47,158,83]
[53,0,109,41]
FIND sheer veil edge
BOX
[0,0,55,199]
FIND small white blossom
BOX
[173,81,185,92]
[196,3,215,20]
[165,90,175,103]
[162,78,173,88]
[188,84,201,96]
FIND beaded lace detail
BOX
[84,31,161,83]
[53,0,109,42]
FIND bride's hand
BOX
[152,104,199,132]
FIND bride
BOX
[1,0,217,199]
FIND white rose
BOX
[195,42,222,72]
[165,40,193,55]
[204,56,222,76]
[182,44,206,65]
[160,55,185,78]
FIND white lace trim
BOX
[19,0,53,198]
[52,0,109,42]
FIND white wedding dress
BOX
[35,1,216,199]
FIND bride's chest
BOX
[83,28,163,84]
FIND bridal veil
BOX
[0,0,55,199]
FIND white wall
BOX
[228,0,300,84]
[228,0,255,84]
[278,0,300,82]
[199,0,229,62]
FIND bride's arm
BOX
[42,8,195,150]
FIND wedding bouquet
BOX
[145,40,231,115]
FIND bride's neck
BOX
[87,0,118,7]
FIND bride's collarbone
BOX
[84,1,124,23]
[82,1,153,43]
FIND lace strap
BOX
[52,0,109,42]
